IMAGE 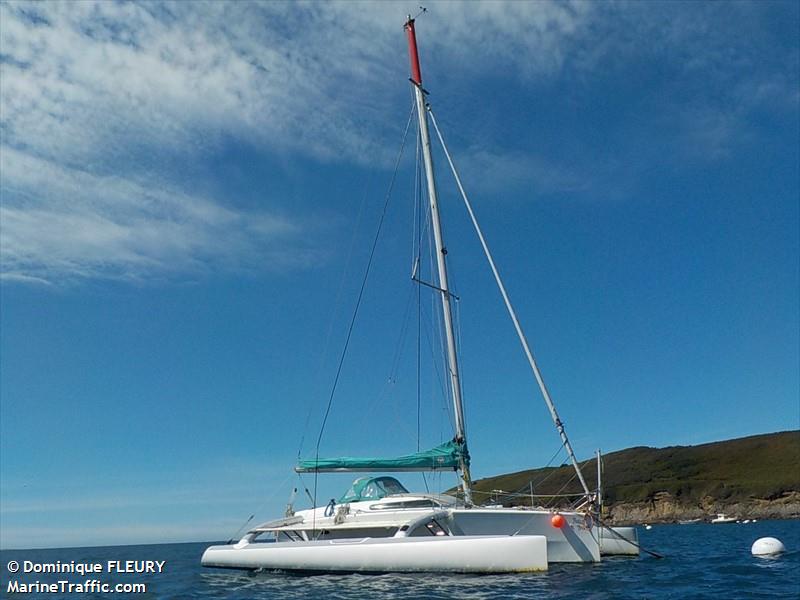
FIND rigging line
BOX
[350,287,418,435]
[525,444,568,491]
[387,283,417,384]
[370,292,427,444]
[296,165,376,462]
[472,489,586,500]
[544,456,595,509]
[544,467,580,509]
[417,289,422,445]
[440,227,467,430]
[452,287,467,427]
[417,179,456,473]
[414,131,429,500]
[410,95,421,278]
[225,470,296,544]
[425,200,453,429]
[484,424,572,504]
[428,107,592,497]
[544,442,568,468]
[596,516,665,559]
[296,473,316,506]
[311,103,416,532]
[415,122,423,454]
[420,299,455,432]
[413,177,455,436]
[411,124,434,279]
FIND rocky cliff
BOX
[603,491,800,525]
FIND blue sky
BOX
[1,1,798,549]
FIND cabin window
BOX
[369,499,438,511]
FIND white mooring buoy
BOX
[751,537,786,556]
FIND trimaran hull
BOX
[201,535,548,573]
[203,501,629,570]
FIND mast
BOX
[404,17,473,506]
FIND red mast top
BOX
[404,17,423,85]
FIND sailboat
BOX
[202,16,637,573]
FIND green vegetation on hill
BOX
[468,431,800,507]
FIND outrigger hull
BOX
[596,526,639,556]
[201,535,548,573]
[449,509,600,563]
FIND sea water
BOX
[2,520,798,599]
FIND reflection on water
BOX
[198,570,551,600]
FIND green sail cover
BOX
[295,440,468,473]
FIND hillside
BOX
[467,430,800,523]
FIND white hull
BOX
[201,535,548,573]
[597,526,639,556]
[449,508,600,563]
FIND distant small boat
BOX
[710,513,737,524]
[678,518,702,524]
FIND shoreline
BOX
[603,491,800,525]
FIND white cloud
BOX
[0,0,598,175]
[0,1,405,170]
[0,1,794,283]
[1,147,317,282]
[0,1,401,284]
[455,146,588,196]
